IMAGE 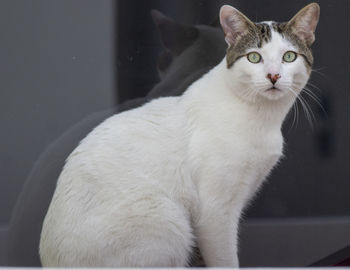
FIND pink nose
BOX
[267,73,281,84]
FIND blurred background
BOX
[0,0,349,267]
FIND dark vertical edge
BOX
[114,0,120,105]
[115,0,136,104]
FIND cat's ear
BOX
[286,3,320,46]
[151,9,198,55]
[219,5,255,47]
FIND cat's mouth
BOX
[265,86,281,92]
[260,86,285,101]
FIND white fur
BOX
[39,26,310,267]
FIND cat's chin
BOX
[259,87,286,101]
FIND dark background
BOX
[0,0,349,266]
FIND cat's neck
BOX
[183,59,296,132]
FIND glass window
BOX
[1,0,349,268]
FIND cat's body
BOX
[40,4,319,267]
[40,61,285,267]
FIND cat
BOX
[39,3,320,267]
[4,10,225,267]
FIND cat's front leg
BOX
[195,200,241,268]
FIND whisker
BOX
[295,99,300,129]
[289,82,327,117]
[241,85,259,103]
[291,94,301,131]
[312,66,327,72]
[300,86,322,102]
[302,88,326,115]
[299,93,315,129]
[287,102,298,132]
[306,81,322,92]
[311,67,327,78]
[285,86,315,129]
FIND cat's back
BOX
[67,96,186,176]
[52,96,190,200]
[40,96,196,267]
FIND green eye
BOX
[283,51,297,62]
[247,52,262,63]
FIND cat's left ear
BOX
[286,3,320,46]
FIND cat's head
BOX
[219,3,320,102]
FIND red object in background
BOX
[335,258,350,266]
[310,246,350,267]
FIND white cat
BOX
[40,3,320,267]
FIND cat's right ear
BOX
[151,10,198,55]
[219,5,255,47]
[286,3,320,47]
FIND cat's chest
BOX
[244,134,283,180]
[192,127,283,180]
[230,132,282,174]
[190,128,283,211]
[244,131,283,163]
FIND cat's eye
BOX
[247,52,262,63]
[283,51,297,63]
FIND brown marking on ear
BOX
[219,5,263,68]
[226,31,259,68]
[225,22,278,68]
[275,3,320,71]
[285,3,320,46]
[278,22,314,71]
